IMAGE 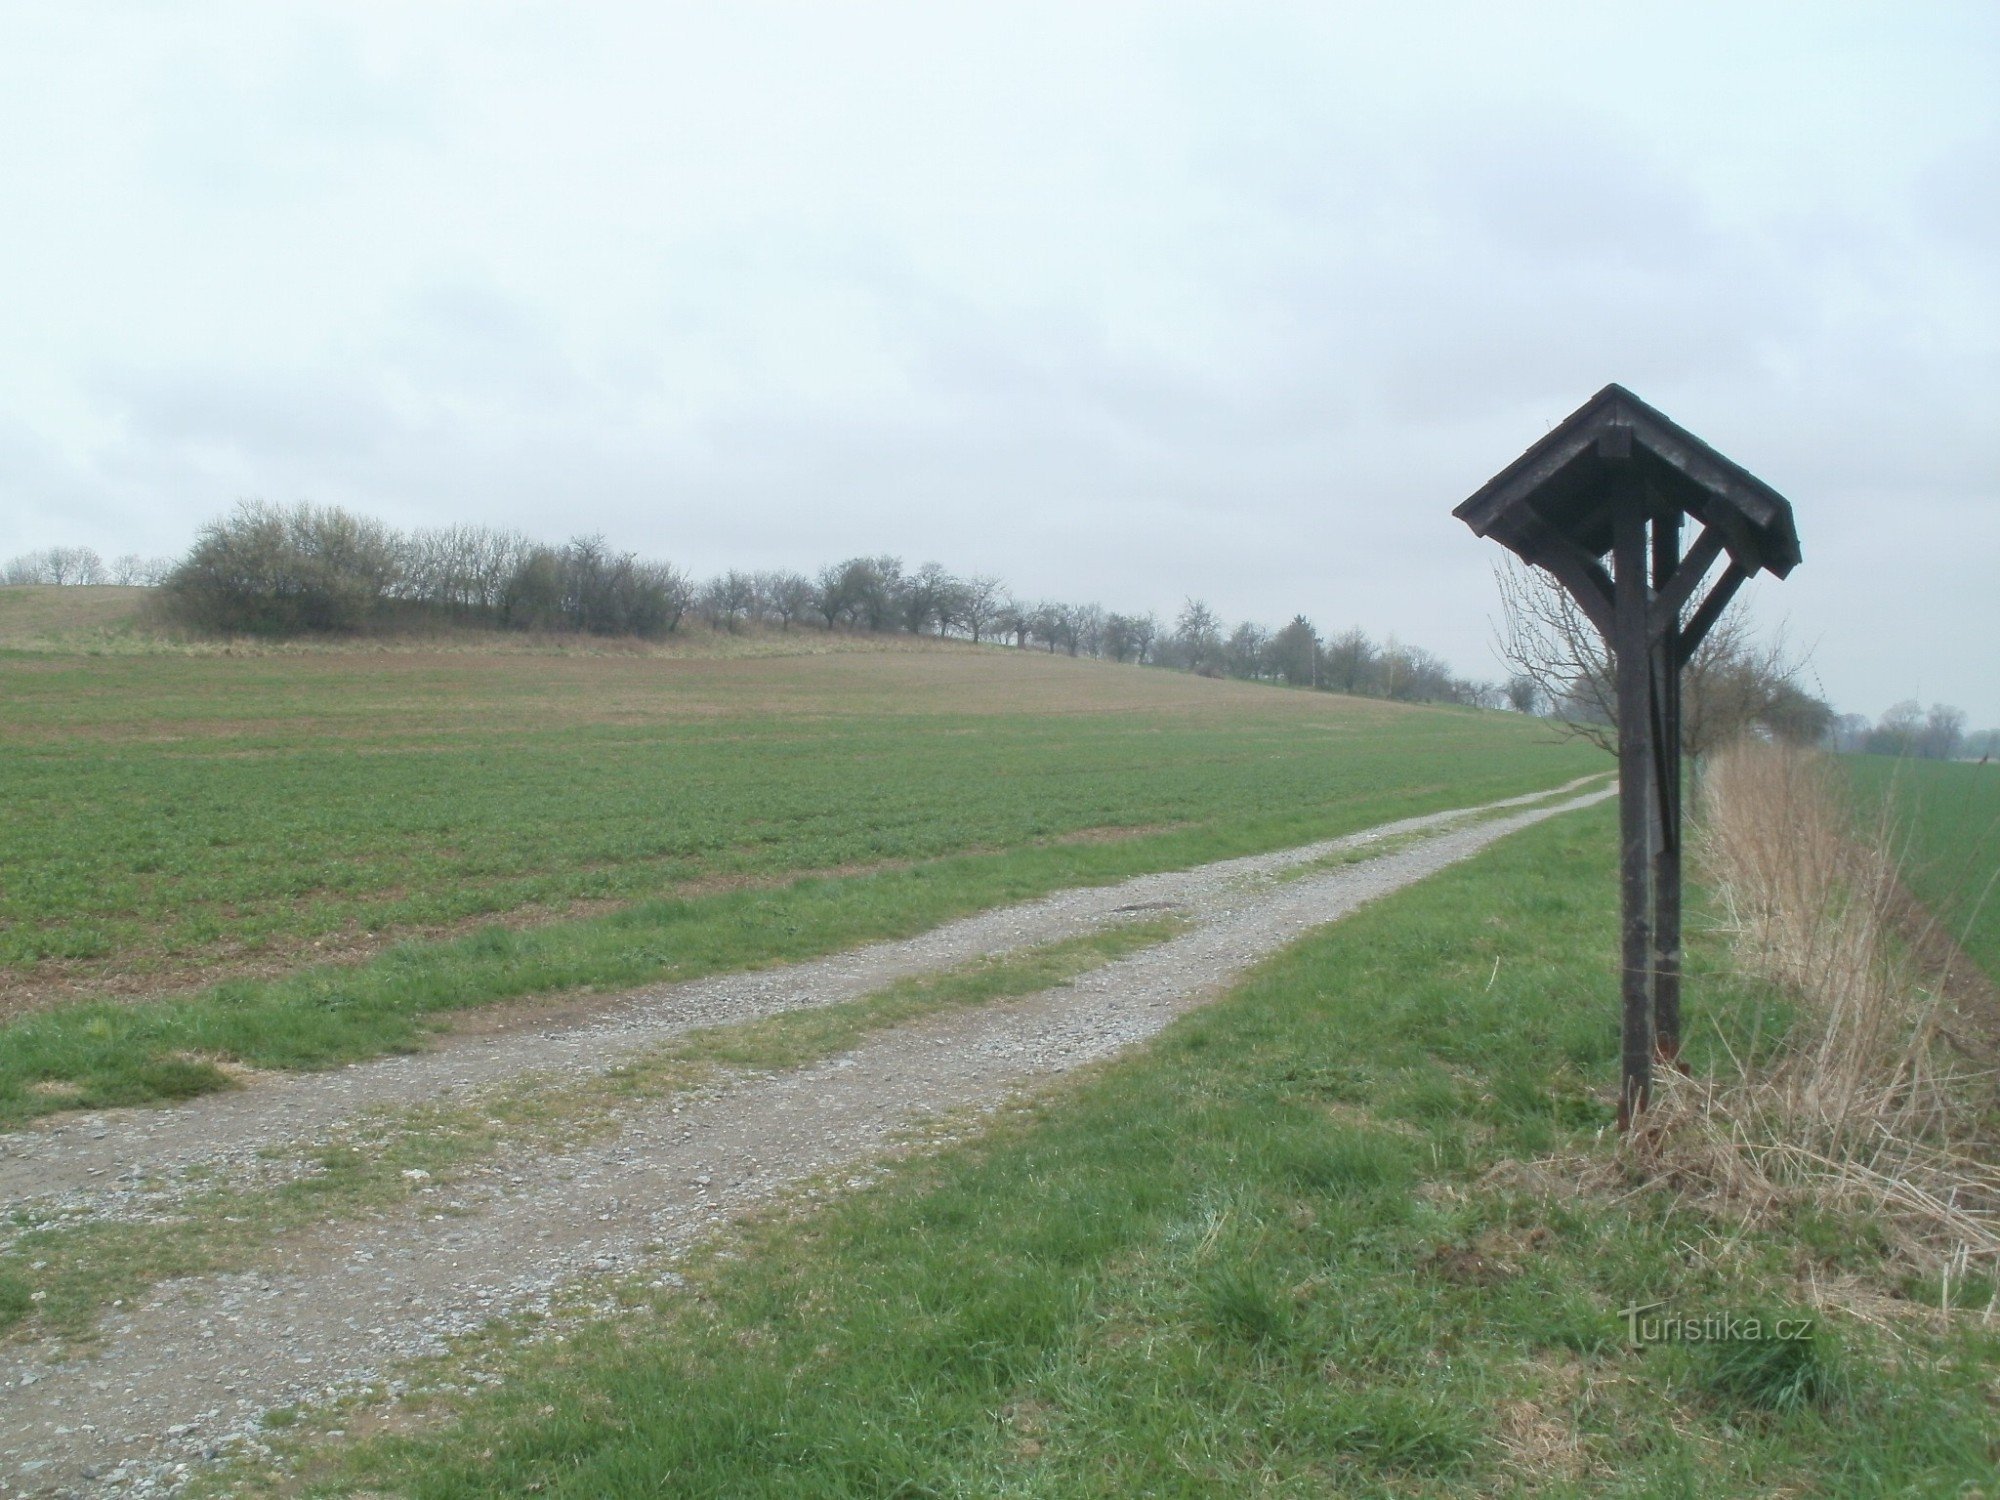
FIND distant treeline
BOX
[1828,701,1998,762]
[3,546,172,587]
[6,500,1503,707]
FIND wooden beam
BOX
[1648,518,1679,839]
[1530,533,1617,639]
[1678,560,1748,658]
[1650,515,1685,1066]
[1613,488,1655,1130]
[1649,525,1725,643]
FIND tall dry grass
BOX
[1639,740,2000,1285]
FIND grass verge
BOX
[223,803,1999,1498]
[0,918,1185,1343]
[1643,742,2000,1287]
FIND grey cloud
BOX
[1438,113,1717,272]
[387,279,593,407]
[96,364,405,464]
[141,23,437,201]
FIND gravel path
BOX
[1,778,1608,1496]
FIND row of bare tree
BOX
[2,547,173,587]
[1828,701,1995,761]
[10,501,1502,706]
[20,504,1984,747]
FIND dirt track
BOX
[0,777,1610,1496]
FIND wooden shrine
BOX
[1454,384,1801,1126]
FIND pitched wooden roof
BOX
[1453,383,1801,578]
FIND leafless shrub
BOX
[1493,558,1832,755]
[1632,741,2000,1281]
[109,553,174,586]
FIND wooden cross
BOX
[1455,385,1801,1126]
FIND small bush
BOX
[157,505,699,641]
[162,500,401,634]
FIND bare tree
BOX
[1321,627,1377,695]
[4,546,107,585]
[1493,561,1612,740]
[1102,612,1140,663]
[813,563,850,629]
[1126,611,1157,665]
[1070,602,1106,658]
[823,556,902,632]
[1493,557,1823,756]
[857,555,904,632]
[1028,601,1072,654]
[956,574,1005,643]
[1103,610,1159,664]
[109,554,173,586]
[394,524,531,618]
[698,570,757,632]
[760,571,816,631]
[900,561,956,635]
[1173,598,1224,676]
[992,600,1031,649]
[1224,621,1269,680]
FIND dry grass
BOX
[1633,741,2000,1286]
[0,583,153,642]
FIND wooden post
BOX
[1650,512,1684,1065]
[1611,471,1654,1128]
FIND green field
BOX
[234,804,1999,1499]
[2,637,1593,990]
[1842,756,2000,984]
[0,618,1600,1120]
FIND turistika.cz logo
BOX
[1618,1303,1814,1347]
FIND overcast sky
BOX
[3,3,1995,723]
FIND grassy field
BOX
[0,582,152,645]
[2,619,1593,993]
[1842,756,2000,984]
[1,607,1601,1121]
[224,802,1999,1499]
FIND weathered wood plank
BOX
[1650,524,1725,644]
[1679,560,1748,658]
